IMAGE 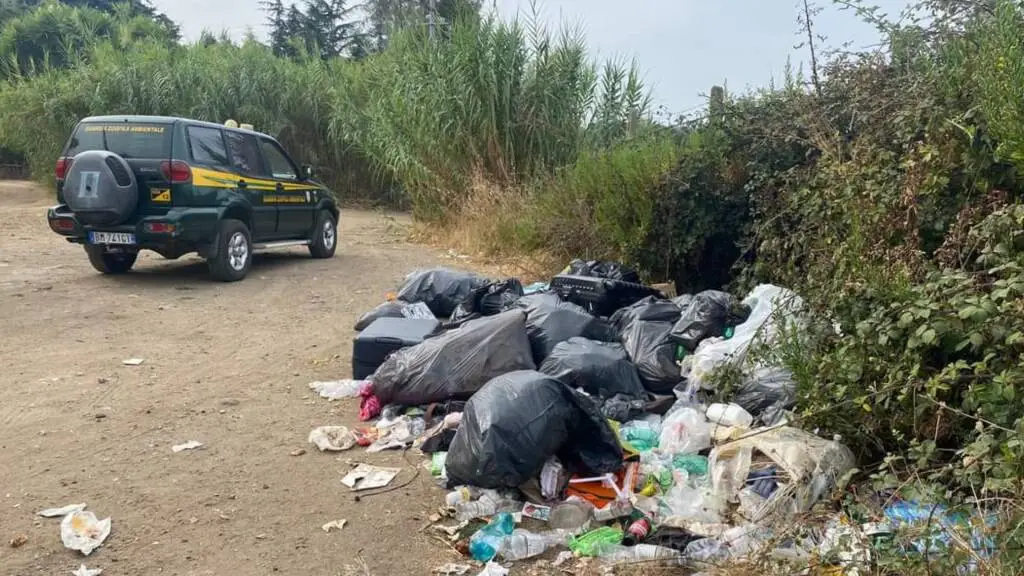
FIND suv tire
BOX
[85,245,137,274]
[209,219,252,282]
[309,209,338,259]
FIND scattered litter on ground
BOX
[433,563,472,576]
[61,510,111,555]
[171,440,204,453]
[341,464,400,491]
[475,561,509,576]
[71,565,103,576]
[552,550,574,567]
[309,379,368,400]
[38,503,87,518]
[9,533,27,548]
[290,448,307,457]
[121,358,144,366]
[321,519,348,533]
[326,266,907,574]
[308,426,357,452]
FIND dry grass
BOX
[410,174,564,283]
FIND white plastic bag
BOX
[708,426,856,522]
[658,406,711,455]
[61,510,111,555]
[684,285,804,390]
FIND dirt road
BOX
[0,181,457,575]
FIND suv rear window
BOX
[66,122,172,159]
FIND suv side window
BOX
[224,131,265,176]
[187,126,229,167]
[260,139,298,181]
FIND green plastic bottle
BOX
[568,526,623,557]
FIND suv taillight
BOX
[55,157,71,180]
[160,160,192,183]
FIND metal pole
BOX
[428,0,436,41]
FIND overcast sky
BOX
[151,0,911,114]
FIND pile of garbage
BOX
[324,262,866,573]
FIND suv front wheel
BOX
[209,219,252,282]
[309,210,338,259]
[85,245,137,274]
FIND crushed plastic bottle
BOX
[500,529,567,561]
[599,543,683,564]
[445,486,481,507]
[684,538,727,562]
[549,498,593,532]
[593,500,633,522]
[455,490,522,522]
[469,512,515,562]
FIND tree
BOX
[263,0,363,60]
[1,0,179,39]
[363,0,481,50]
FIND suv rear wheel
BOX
[85,245,137,274]
[209,219,252,282]
[309,209,337,259]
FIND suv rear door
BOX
[222,130,278,240]
[61,120,173,217]
[257,137,314,238]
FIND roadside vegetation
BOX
[3,0,1024,572]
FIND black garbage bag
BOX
[540,337,648,399]
[517,293,615,364]
[669,290,751,351]
[732,367,797,426]
[671,294,694,310]
[448,278,524,327]
[621,320,681,394]
[565,259,641,284]
[371,310,536,406]
[445,371,624,489]
[600,393,648,422]
[609,296,682,335]
[353,300,436,331]
[396,268,489,318]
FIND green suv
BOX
[46,116,339,282]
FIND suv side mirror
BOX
[301,165,315,181]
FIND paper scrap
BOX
[61,511,111,555]
[433,564,472,576]
[38,503,87,518]
[341,463,400,491]
[172,441,204,453]
[121,358,145,366]
[522,502,551,522]
[552,550,574,567]
[72,565,103,576]
[321,519,348,533]
[476,562,508,576]
[308,426,357,452]
[309,380,366,400]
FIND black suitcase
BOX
[352,317,441,380]
[550,274,663,317]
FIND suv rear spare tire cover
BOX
[64,150,138,226]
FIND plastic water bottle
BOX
[445,486,481,507]
[684,538,727,562]
[706,403,754,428]
[593,500,633,522]
[469,512,516,562]
[456,492,522,522]
[500,529,564,561]
[600,544,682,563]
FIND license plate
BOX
[89,231,136,245]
